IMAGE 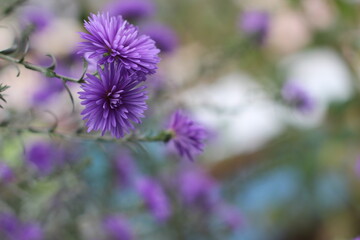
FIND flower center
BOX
[107,85,124,109]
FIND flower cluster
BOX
[78,12,159,138]
[78,12,207,160]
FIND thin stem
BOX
[0,53,85,84]
[0,122,171,143]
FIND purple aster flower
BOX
[178,168,218,211]
[78,12,160,75]
[167,110,207,161]
[135,177,171,222]
[0,162,14,183]
[102,215,133,240]
[20,7,53,33]
[78,63,148,138]
[281,81,315,113]
[104,0,155,22]
[239,10,269,45]
[25,141,64,176]
[0,213,43,240]
[141,23,178,54]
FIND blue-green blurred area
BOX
[1,0,360,239]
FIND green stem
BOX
[0,122,172,143]
[0,53,85,84]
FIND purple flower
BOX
[0,213,18,235]
[25,141,64,176]
[32,77,64,105]
[102,215,133,240]
[83,52,101,74]
[141,23,178,54]
[217,205,244,230]
[32,61,73,105]
[0,213,43,240]
[104,0,155,22]
[167,110,207,161]
[282,81,315,113]
[15,224,43,240]
[114,151,136,187]
[0,162,14,183]
[78,63,148,138]
[21,7,53,33]
[239,11,269,45]
[355,156,360,178]
[178,168,218,211]
[135,177,171,222]
[78,12,160,75]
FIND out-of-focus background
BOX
[1,0,360,239]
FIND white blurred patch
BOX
[282,48,353,127]
[31,18,81,57]
[181,49,353,161]
[0,22,16,52]
[182,73,284,161]
[0,66,39,112]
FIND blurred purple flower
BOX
[104,0,155,22]
[78,12,160,75]
[167,110,207,161]
[78,63,148,138]
[32,77,64,105]
[32,61,74,105]
[25,141,64,175]
[135,177,171,222]
[0,213,18,235]
[239,10,269,45]
[0,213,43,240]
[178,168,218,211]
[0,162,14,183]
[141,23,178,54]
[114,151,136,187]
[102,215,133,240]
[21,7,53,33]
[83,52,100,73]
[354,156,360,178]
[16,223,43,240]
[217,205,244,230]
[282,81,315,113]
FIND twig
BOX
[0,53,85,84]
[0,122,171,143]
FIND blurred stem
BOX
[1,0,27,17]
[0,53,85,84]
[0,122,172,143]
